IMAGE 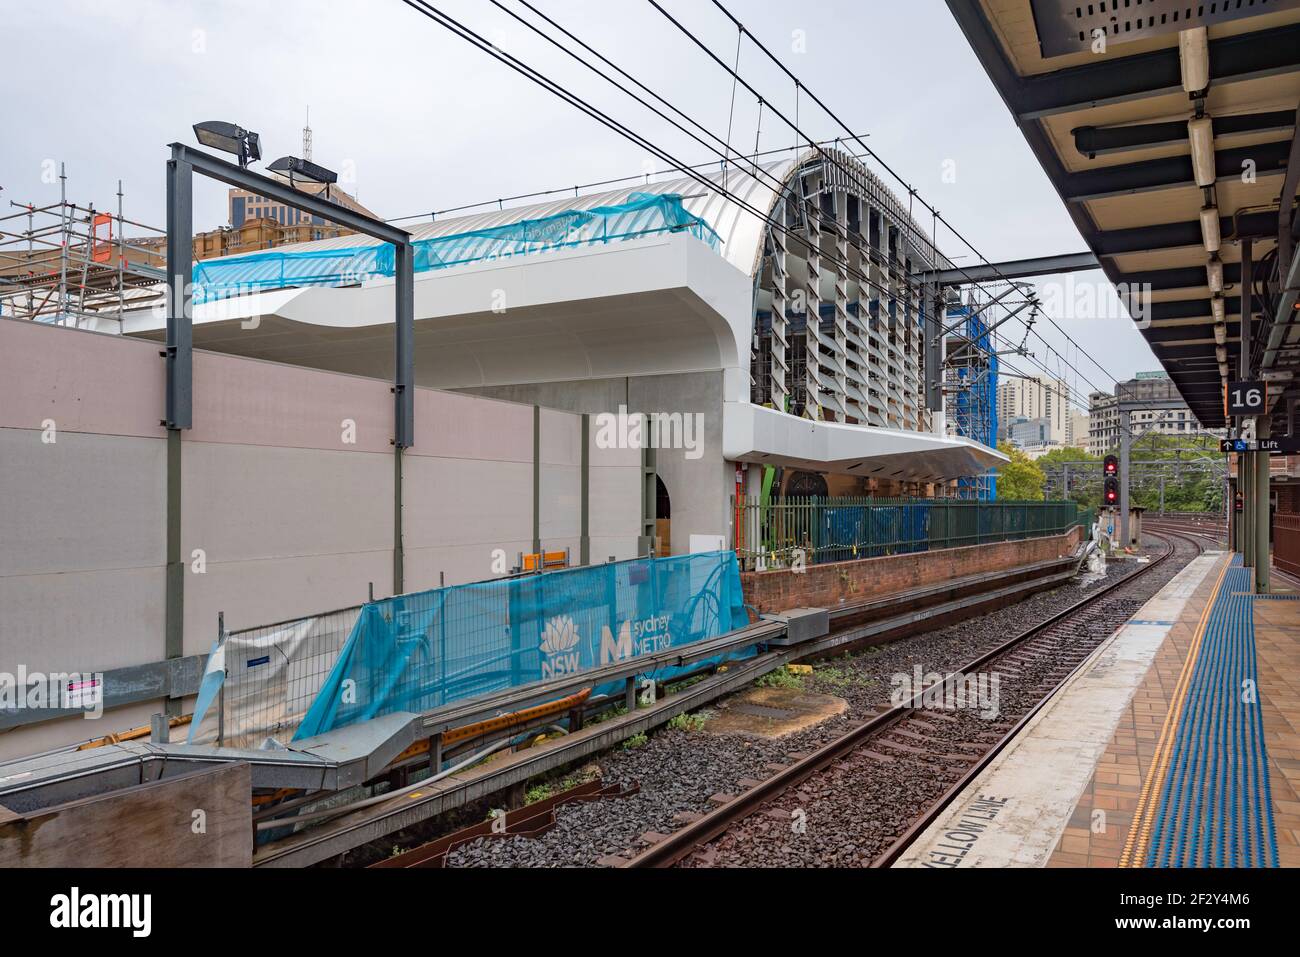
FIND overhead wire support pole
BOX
[946,300,1036,362]
[931,281,1020,345]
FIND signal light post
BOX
[1102,454,1120,543]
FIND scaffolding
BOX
[0,164,166,326]
[944,289,999,500]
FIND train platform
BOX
[894,549,1300,869]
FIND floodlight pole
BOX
[165,146,194,430]
[163,143,417,680]
[163,147,193,716]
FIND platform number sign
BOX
[1226,380,1266,417]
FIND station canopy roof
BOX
[949,0,1300,431]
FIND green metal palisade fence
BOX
[732,496,1093,570]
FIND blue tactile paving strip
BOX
[1145,557,1279,867]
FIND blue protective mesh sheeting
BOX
[192,193,720,304]
[292,551,749,740]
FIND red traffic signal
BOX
[1103,476,1120,506]
[1103,455,1118,476]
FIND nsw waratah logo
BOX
[540,616,582,678]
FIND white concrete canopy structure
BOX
[125,232,750,395]
[120,148,1005,550]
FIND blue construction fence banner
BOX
[292,551,750,741]
[192,192,720,304]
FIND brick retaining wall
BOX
[741,526,1083,614]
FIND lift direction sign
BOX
[1220,437,1300,455]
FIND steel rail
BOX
[874,528,1206,868]
[625,532,1188,868]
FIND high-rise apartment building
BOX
[997,375,1070,445]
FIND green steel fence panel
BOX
[733,496,1088,570]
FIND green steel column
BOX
[533,405,542,556]
[393,445,404,594]
[580,414,590,566]
[1227,477,1236,551]
[1255,418,1271,593]
[1242,451,1254,566]
[164,429,183,718]
[640,444,657,557]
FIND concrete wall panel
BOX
[181,443,393,563]
[402,455,532,550]
[189,351,391,454]
[0,565,164,673]
[1,324,641,756]
[0,429,166,577]
[183,551,390,655]
[589,465,641,539]
[410,388,533,462]
[539,408,580,466]
[0,319,163,438]
[540,464,581,542]
[404,541,533,589]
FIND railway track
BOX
[1145,516,1226,551]
[623,530,1205,868]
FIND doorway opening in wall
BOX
[655,475,671,556]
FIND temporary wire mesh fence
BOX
[294,551,747,740]
[188,551,748,747]
[187,606,361,749]
[191,192,720,304]
[733,496,1088,570]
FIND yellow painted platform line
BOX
[1118,556,1229,868]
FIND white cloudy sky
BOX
[5,0,1156,406]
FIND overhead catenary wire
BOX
[399,0,1193,449]
[397,0,1027,378]
[414,0,1060,397]
[503,0,1173,437]
[679,0,1216,444]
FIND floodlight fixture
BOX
[193,121,262,168]
[268,155,338,199]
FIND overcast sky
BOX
[5,0,1157,408]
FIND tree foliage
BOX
[996,441,1046,501]
[1035,434,1225,513]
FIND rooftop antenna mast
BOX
[302,106,312,162]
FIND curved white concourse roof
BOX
[200,145,950,288]
[209,155,796,280]
[725,402,1007,480]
